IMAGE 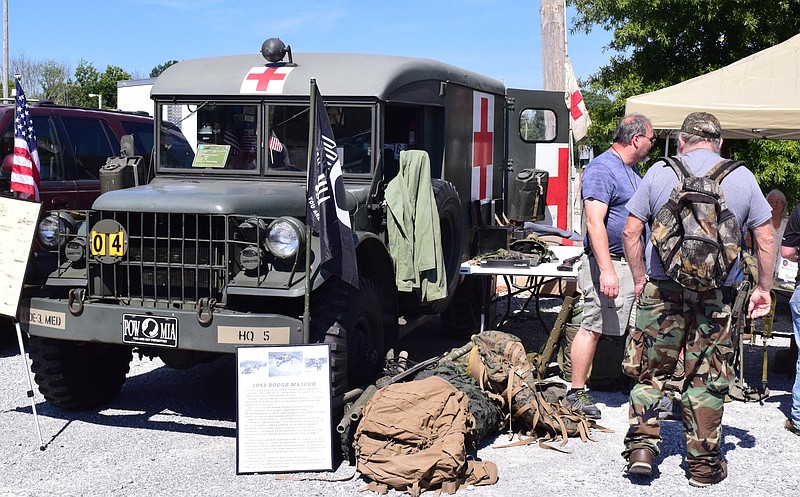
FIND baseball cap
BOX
[680,112,722,139]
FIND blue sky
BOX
[8,0,612,88]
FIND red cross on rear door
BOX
[471,92,494,203]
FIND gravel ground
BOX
[0,296,798,497]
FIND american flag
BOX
[222,129,242,155]
[268,132,284,152]
[9,77,40,200]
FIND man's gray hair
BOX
[678,131,722,153]
[611,114,652,145]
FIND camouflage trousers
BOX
[622,279,733,482]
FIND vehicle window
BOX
[120,120,154,158]
[0,115,65,181]
[270,104,372,174]
[160,123,195,168]
[193,104,260,170]
[519,108,557,142]
[61,116,116,179]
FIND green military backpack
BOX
[466,330,600,448]
[651,156,743,292]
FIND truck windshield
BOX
[157,102,373,175]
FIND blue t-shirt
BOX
[581,148,642,256]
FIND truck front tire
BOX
[313,277,384,397]
[28,337,132,411]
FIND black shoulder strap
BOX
[706,159,745,183]
[659,156,692,180]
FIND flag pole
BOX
[14,319,45,450]
[302,78,318,343]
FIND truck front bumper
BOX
[19,297,305,353]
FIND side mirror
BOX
[1,154,12,174]
[120,135,135,157]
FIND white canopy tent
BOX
[626,33,800,140]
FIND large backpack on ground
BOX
[651,156,744,291]
[465,330,600,449]
[353,376,498,496]
[414,364,503,450]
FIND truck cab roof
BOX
[151,52,506,103]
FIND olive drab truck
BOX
[20,38,574,411]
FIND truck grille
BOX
[88,212,229,307]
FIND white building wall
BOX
[117,78,199,152]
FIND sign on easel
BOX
[0,195,46,450]
[0,196,42,318]
[235,343,333,474]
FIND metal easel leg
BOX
[14,320,45,450]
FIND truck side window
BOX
[519,108,557,142]
[61,116,116,179]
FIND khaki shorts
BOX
[577,254,636,336]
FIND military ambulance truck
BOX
[20,39,573,410]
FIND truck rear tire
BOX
[430,179,466,313]
[28,337,132,411]
[313,277,384,397]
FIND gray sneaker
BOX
[565,389,601,419]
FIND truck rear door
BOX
[506,89,573,231]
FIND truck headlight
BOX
[37,212,77,251]
[266,217,305,260]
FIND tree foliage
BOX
[150,60,179,78]
[570,0,800,205]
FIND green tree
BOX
[71,59,101,107]
[97,65,132,109]
[570,0,800,205]
[150,60,179,78]
[39,59,71,104]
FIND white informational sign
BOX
[235,344,333,474]
[778,256,798,284]
[0,196,42,318]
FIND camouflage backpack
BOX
[651,156,743,292]
[466,330,599,449]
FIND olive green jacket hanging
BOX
[385,150,447,302]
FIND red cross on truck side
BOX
[472,96,493,200]
[245,67,288,92]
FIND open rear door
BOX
[506,89,573,231]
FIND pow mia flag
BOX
[306,82,359,289]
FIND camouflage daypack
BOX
[651,156,743,292]
[466,330,599,449]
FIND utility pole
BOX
[540,0,566,91]
[540,0,573,231]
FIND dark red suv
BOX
[0,102,186,210]
[0,103,192,298]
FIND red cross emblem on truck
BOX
[240,66,294,93]
[472,94,494,202]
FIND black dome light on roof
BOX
[261,38,294,65]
